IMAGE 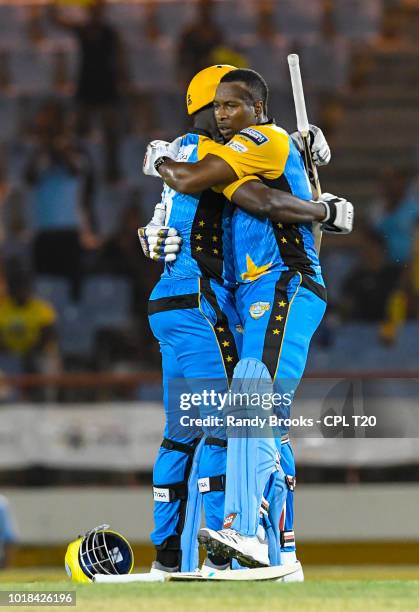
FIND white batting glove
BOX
[138,203,182,262]
[317,192,354,234]
[142,137,182,177]
[291,124,331,166]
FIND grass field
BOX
[0,567,418,611]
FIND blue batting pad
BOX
[223,359,279,537]
[180,436,205,572]
[262,468,287,565]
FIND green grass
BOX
[0,567,418,611]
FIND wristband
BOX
[319,198,337,225]
[154,156,170,173]
[320,200,330,223]
[312,200,330,222]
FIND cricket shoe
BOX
[198,527,269,568]
[279,551,304,583]
[200,558,230,576]
[150,561,178,577]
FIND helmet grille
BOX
[79,526,129,578]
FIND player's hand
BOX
[291,124,331,166]
[138,203,182,262]
[142,137,182,177]
[318,193,354,234]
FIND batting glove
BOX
[138,203,182,262]
[291,124,331,166]
[142,137,182,177]
[317,192,354,234]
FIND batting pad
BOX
[180,436,205,572]
[224,358,278,536]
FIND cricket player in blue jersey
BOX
[145,68,353,572]
[140,65,242,576]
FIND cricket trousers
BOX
[226,269,327,552]
[148,276,242,569]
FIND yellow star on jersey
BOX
[278,300,286,307]
[273,329,280,335]
[281,237,287,244]
[226,355,233,362]
[195,234,202,240]
[198,220,205,227]
[295,238,300,244]
[217,326,224,333]
[240,254,272,282]
[277,223,283,229]
[213,248,219,255]
[222,341,230,347]
[196,246,203,252]
[212,236,218,242]
[275,315,283,321]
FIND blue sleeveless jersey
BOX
[160,131,235,289]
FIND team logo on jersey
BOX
[226,140,248,153]
[239,127,269,146]
[249,302,271,319]
[235,324,244,334]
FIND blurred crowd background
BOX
[0,0,418,502]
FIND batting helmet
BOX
[186,64,236,115]
[65,524,134,583]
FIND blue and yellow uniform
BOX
[211,122,327,553]
[148,129,242,570]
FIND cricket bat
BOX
[287,53,322,254]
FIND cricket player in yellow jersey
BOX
[145,68,353,570]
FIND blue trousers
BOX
[148,277,242,566]
[225,270,327,546]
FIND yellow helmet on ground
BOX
[65,524,134,583]
[186,64,236,115]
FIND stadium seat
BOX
[93,181,132,237]
[157,1,195,39]
[10,49,53,95]
[58,304,96,358]
[334,0,382,40]
[215,0,253,36]
[128,40,175,89]
[0,353,23,376]
[273,0,322,36]
[81,276,132,327]
[0,98,19,144]
[321,248,360,304]
[0,6,24,44]
[35,277,71,315]
[119,135,149,182]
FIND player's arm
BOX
[231,180,327,223]
[156,155,237,194]
[229,180,354,233]
[144,130,275,193]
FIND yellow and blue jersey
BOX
[161,129,235,289]
[211,122,321,283]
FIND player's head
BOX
[65,525,134,583]
[186,65,237,116]
[214,68,269,140]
